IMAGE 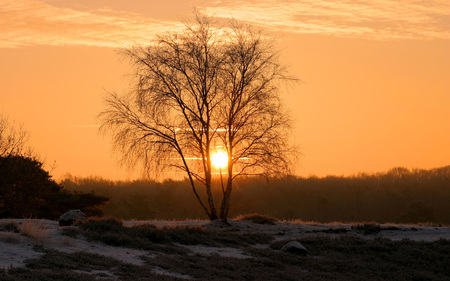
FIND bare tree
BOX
[99,13,296,222]
[0,113,33,157]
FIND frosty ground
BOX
[1,218,449,280]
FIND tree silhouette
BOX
[0,155,109,218]
[0,114,109,218]
[99,13,296,222]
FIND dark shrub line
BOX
[235,213,278,225]
[66,218,274,252]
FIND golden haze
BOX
[0,0,449,180]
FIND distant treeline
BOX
[61,166,450,224]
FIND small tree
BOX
[99,13,296,222]
[0,113,110,218]
[0,155,110,218]
[0,155,59,217]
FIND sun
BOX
[211,151,228,169]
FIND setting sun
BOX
[211,151,228,169]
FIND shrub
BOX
[236,213,278,225]
[0,155,109,219]
[351,223,402,235]
[351,223,383,235]
[80,217,124,233]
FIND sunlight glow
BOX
[211,151,228,169]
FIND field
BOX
[1,217,449,280]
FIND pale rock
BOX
[281,241,307,255]
[59,209,87,226]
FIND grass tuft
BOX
[20,219,47,239]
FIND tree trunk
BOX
[187,174,212,220]
[219,162,233,222]
[205,175,218,220]
[207,194,218,220]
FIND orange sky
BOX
[1,0,449,180]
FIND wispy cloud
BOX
[61,124,100,129]
[0,0,183,48]
[1,0,448,48]
[204,0,450,40]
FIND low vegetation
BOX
[69,218,273,251]
[147,236,450,281]
[0,249,172,281]
[351,223,402,235]
[1,220,449,281]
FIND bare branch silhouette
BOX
[99,12,297,222]
[0,113,34,158]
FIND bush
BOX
[351,223,383,235]
[351,223,402,235]
[80,217,124,233]
[236,213,278,225]
[0,155,109,219]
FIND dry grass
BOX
[20,219,48,239]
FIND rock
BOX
[281,241,307,255]
[59,209,87,226]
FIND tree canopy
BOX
[99,13,297,222]
[0,155,109,219]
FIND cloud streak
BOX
[204,0,450,40]
[0,0,183,48]
[1,0,449,48]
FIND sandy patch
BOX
[176,243,252,259]
[0,219,149,269]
